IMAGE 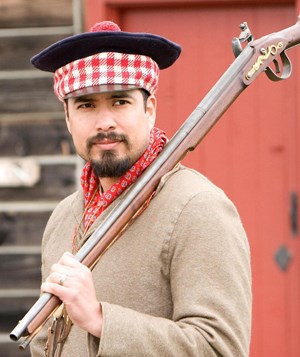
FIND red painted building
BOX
[1,0,299,355]
[84,1,300,356]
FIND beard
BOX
[87,131,136,178]
[91,151,133,177]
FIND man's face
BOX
[65,89,156,178]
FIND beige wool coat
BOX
[30,165,252,357]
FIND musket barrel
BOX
[10,293,60,340]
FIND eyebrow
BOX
[108,91,135,99]
[72,91,135,104]
[72,96,93,104]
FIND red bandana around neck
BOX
[80,126,167,231]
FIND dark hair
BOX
[140,89,150,111]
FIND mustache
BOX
[87,132,129,148]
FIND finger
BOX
[49,263,73,277]
[58,252,83,269]
[57,273,68,286]
[46,271,69,286]
[41,281,66,295]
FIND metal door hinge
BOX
[290,191,298,236]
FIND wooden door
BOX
[85,1,300,355]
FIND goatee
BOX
[87,132,133,178]
[91,151,133,178]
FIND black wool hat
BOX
[31,21,182,72]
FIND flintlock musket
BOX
[10,17,300,349]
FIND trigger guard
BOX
[265,51,292,81]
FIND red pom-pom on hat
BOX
[89,21,121,32]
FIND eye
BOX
[77,102,95,109]
[113,99,129,106]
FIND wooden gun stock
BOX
[9,16,300,349]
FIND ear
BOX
[63,100,72,134]
[146,95,157,129]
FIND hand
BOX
[41,252,102,338]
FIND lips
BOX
[96,138,120,145]
[87,132,128,150]
[88,132,128,151]
[93,138,121,150]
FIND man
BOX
[30,21,251,356]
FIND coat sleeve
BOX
[88,190,252,357]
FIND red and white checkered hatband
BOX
[54,52,160,101]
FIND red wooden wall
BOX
[84,1,300,355]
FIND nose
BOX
[94,108,117,132]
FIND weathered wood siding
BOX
[0,1,82,355]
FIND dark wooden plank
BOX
[1,296,40,356]
[0,78,62,113]
[0,164,77,201]
[0,297,39,333]
[0,212,51,246]
[0,120,75,156]
[0,35,71,71]
[0,254,41,289]
[0,0,73,28]
[0,342,31,357]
